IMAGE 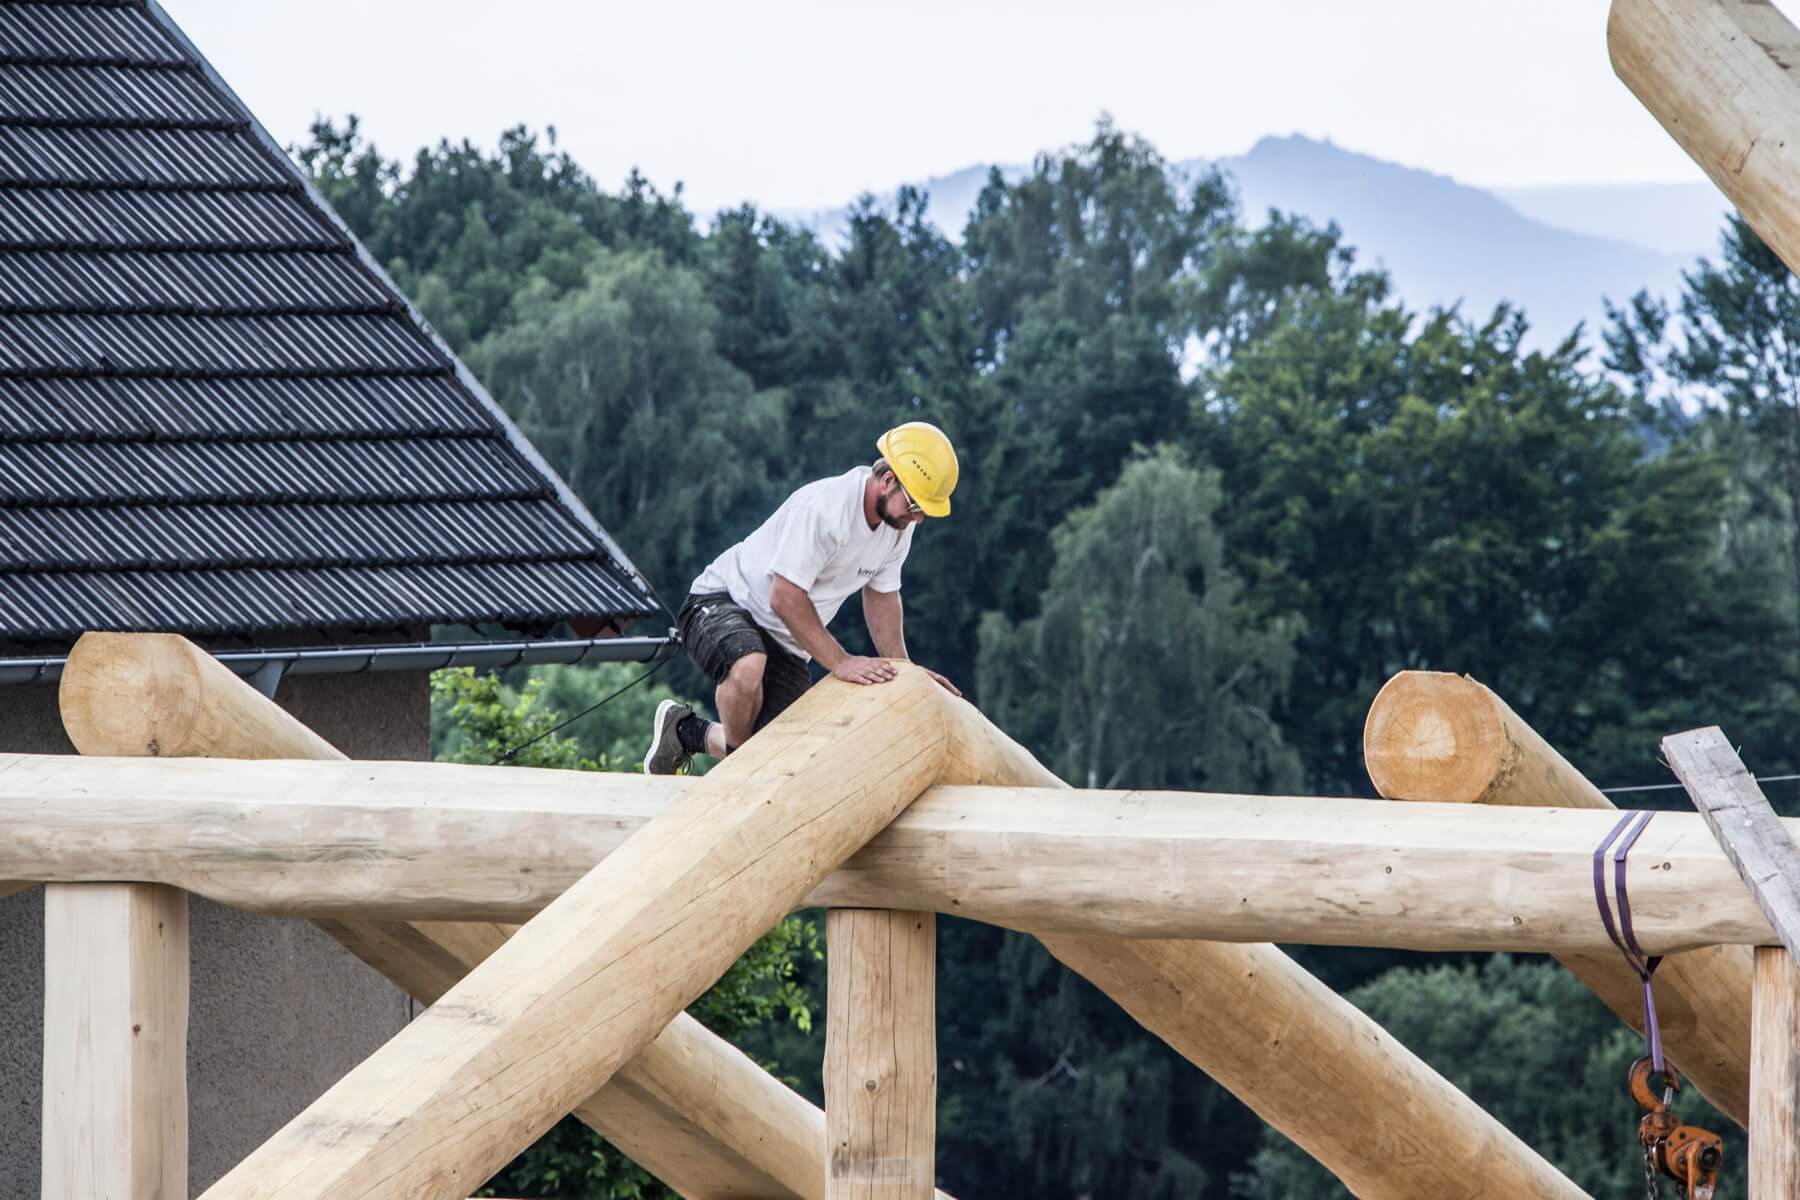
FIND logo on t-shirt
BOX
[857,566,880,576]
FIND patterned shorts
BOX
[676,592,814,732]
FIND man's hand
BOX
[922,667,962,697]
[831,655,899,685]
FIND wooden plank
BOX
[1,751,1792,954]
[198,667,948,1200]
[59,632,853,1200]
[1609,0,1800,281]
[42,881,188,1200]
[1753,945,1800,1199]
[933,694,1585,1199]
[1664,726,1800,963]
[1365,670,1754,1127]
[824,910,935,1200]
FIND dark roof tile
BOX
[0,0,656,643]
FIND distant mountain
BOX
[1493,181,1730,258]
[776,134,1713,352]
[1206,136,1697,349]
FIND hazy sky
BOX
[163,0,1750,215]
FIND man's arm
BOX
[861,585,962,697]
[861,585,908,660]
[769,574,896,685]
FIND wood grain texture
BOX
[1609,0,1800,281]
[198,667,948,1200]
[1038,935,1584,1200]
[42,881,189,1200]
[3,754,1794,954]
[933,694,1583,1199]
[318,918,834,1200]
[825,910,935,1200]
[1752,946,1800,1199]
[1365,670,1754,1127]
[62,631,853,1200]
[1664,726,1800,963]
[60,633,339,761]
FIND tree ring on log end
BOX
[1363,671,1509,803]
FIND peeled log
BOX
[3,754,1790,955]
[1609,0,1800,281]
[934,695,1583,1199]
[60,632,845,1200]
[200,667,947,1200]
[1365,670,1753,1127]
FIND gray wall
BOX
[0,670,428,1196]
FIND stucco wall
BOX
[0,670,428,1196]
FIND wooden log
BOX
[60,632,850,1200]
[2,752,1789,954]
[318,918,836,1200]
[1609,0,1800,280]
[1752,945,1800,1198]
[824,909,935,1200]
[933,694,1584,1199]
[0,752,1769,944]
[1664,726,1800,963]
[1038,935,1584,1199]
[1365,670,1754,1127]
[199,667,948,1200]
[42,881,188,1200]
[60,632,338,761]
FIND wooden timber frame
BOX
[10,5,1800,1196]
[15,632,1601,1200]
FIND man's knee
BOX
[723,652,767,692]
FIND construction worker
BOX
[642,421,961,774]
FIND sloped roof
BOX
[0,0,659,644]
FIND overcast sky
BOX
[163,0,1748,216]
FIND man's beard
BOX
[880,508,911,531]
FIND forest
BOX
[301,115,1800,1198]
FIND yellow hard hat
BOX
[877,421,958,518]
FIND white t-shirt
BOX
[691,466,914,661]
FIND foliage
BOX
[433,669,818,1199]
[1607,213,1800,622]
[464,248,790,598]
[978,445,1302,791]
[1199,285,1798,794]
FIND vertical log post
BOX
[1753,947,1800,1198]
[42,881,189,1200]
[1663,725,1800,1196]
[825,909,936,1200]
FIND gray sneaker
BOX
[643,699,695,775]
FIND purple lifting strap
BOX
[1593,810,1665,1073]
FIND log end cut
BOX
[1363,671,1510,803]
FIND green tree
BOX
[432,668,819,1199]
[297,120,697,350]
[465,249,790,602]
[1199,276,1797,794]
[1236,956,1739,1199]
[977,445,1302,792]
[1606,214,1800,624]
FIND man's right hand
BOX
[831,655,899,685]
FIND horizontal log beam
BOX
[0,751,1776,955]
